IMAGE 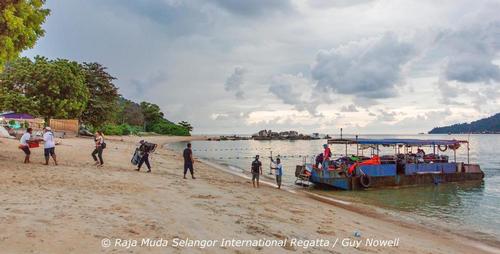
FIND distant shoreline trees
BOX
[429,113,500,134]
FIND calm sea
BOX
[169,134,500,241]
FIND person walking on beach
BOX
[19,128,33,164]
[43,127,57,165]
[183,143,195,179]
[91,131,105,167]
[136,140,154,173]
[322,144,331,169]
[271,157,283,189]
[251,155,263,188]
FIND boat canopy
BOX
[328,138,467,146]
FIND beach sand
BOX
[0,136,499,254]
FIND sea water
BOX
[169,134,500,241]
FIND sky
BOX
[24,0,500,134]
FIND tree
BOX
[178,121,193,132]
[118,97,144,126]
[0,56,89,121]
[151,120,190,136]
[80,62,119,127]
[0,0,50,71]
[140,101,164,130]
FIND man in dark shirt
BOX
[251,155,262,188]
[183,143,195,179]
[136,140,156,173]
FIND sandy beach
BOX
[0,136,499,254]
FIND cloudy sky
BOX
[24,0,500,134]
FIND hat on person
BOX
[44,127,51,131]
[323,144,328,148]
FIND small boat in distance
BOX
[296,138,484,190]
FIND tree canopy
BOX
[0,56,89,121]
[178,121,193,132]
[140,101,165,130]
[429,113,500,134]
[80,62,119,127]
[0,0,50,71]
[0,55,192,136]
[115,97,145,127]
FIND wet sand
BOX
[0,136,499,253]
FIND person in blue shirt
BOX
[271,157,283,189]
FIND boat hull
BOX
[308,165,485,190]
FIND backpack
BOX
[142,142,157,153]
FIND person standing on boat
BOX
[322,144,332,170]
[271,157,283,189]
[251,155,263,188]
[416,148,425,163]
[183,143,196,179]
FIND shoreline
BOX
[0,135,499,253]
[167,139,500,250]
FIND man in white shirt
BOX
[19,128,33,163]
[271,157,284,189]
[43,127,57,165]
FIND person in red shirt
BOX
[322,144,331,169]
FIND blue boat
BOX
[296,138,484,190]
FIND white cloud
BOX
[268,73,324,116]
[439,23,500,83]
[340,104,359,112]
[224,67,246,99]
[22,0,500,133]
[311,33,414,98]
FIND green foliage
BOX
[140,101,165,130]
[101,123,143,136]
[178,121,193,132]
[429,113,500,134]
[150,120,190,136]
[80,62,119,127]
[113,97,145,126]
[0,0,50,71]
[0,56,89,121]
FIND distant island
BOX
[206,130,330,141]
[429,113,500,134]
